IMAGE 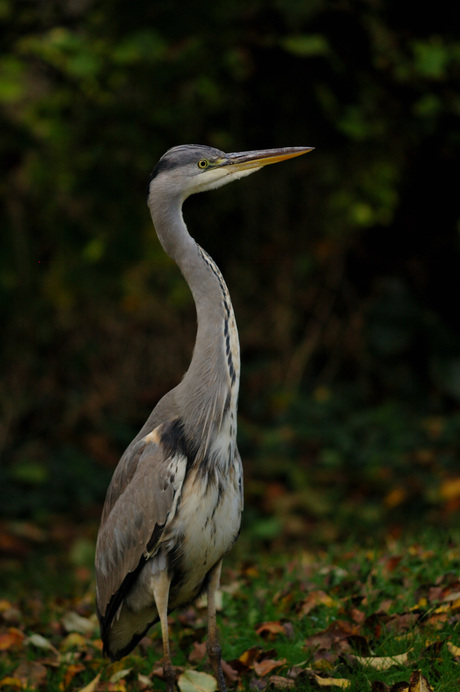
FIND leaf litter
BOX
[1,522,460,690]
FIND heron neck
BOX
[149,196,240,448]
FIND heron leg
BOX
[206,559,227,692]
[152,571,175,692]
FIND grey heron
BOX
[95,144,313,691]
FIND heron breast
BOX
[166,455,242,607]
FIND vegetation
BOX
[1,525,460,690]
[2,0,460,525]
[1,0,460,689]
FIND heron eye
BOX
[197,159,209,169]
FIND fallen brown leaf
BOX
[440,579,460,598]
[304,620,359,657]
[14,661,47,688]
[298,591,336,616]
[408,670,434,692]
[348,607,366,624]
[151,664,166,680]
[0,628,25,651]
[383,555,403,573]
[256,621,286,639]
[188,641,207,662]
[267,675,295,689]
[221,659,239,683]
[253,659,287,677]
[365,611,419,636]
[424,612,450,629]
[281,621,295,640]
[63,662,85,688]
[238,646,264,668]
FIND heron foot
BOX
[207,641,227,692]
[163,661,176,692]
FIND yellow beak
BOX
[222,146,314,172]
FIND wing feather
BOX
[95,420,188,627]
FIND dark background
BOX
[2,0,460,547]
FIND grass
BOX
[1,520,460,691]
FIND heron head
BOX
[148,144,314,202]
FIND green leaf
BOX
[281,34,330,57]
[10,462,48,486]
[412,38,449,79]
[0,57,27,102]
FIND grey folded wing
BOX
[95,420,188,627]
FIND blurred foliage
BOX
[1,0,460,533]
[239,389,460,551]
